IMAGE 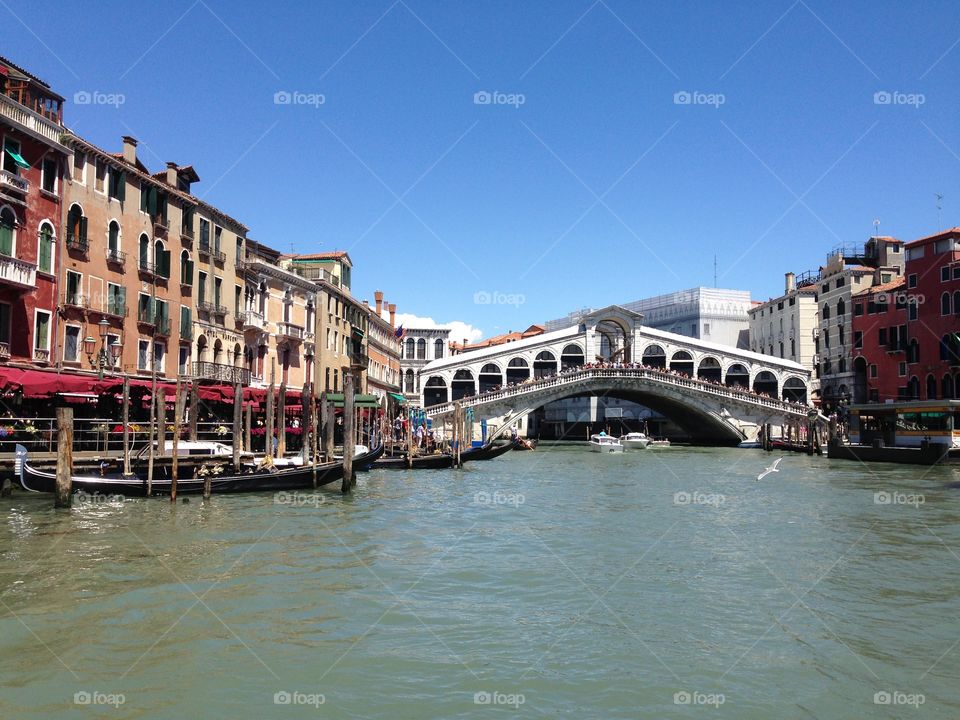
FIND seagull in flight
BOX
[757,457,783,481]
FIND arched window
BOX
[405,337,415,359]
[108,220,120,254]
[139,234,150,269]
[434,338,444,358]
[416,338,426,360]
[953,291,960,317]
[822,304,830,320]
[67,204,85,246]
[0,206,16,255]
[942,292,951,316]
[180,250,192,286]
[927,374,937,400]
[37,222,54,274]
[836,298,845,316]
[404,369,415,393]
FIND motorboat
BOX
[647,439,672,448]
[589,433,623,453]
[620,432,650,450]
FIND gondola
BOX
[459,438,519,462]
[15,444,384,496]
[372,452,455,470]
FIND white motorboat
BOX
[647,439,671,448]
[620,432,650,450]
[589,434,623,453]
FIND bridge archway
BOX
[725,363,749,389]
[534,350,557,379]
[451,369,475,401]
[596,318,632,362]
[697,356,722,383]
[479,363,502,393]
[782,376,807,403]
[753,370,778,398]
[670,350,693,376]
[561,344,584,371]
[506,357,530,384]
[641,344,666,369]
[424,375,447,406]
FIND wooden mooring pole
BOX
[341,372,355,493]
[146,370,158,497]
[266,361,276,459]
[277,380,287,458]
[122,375,131,476]
[324,393,335,462]
[232,380,242,473]
[171,375,183,502]
[188,378,199,441]
[54,407,74,508]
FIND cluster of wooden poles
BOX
[47,366,375,508]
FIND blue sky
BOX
[7,0,960,339]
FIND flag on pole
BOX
[395,325,406,339]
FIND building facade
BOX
[400,326,451,400]
[749,272,820,402]
[851,277,908,403]
[0,57,68,367]
[817,237,905,411]
[364,291,402,401]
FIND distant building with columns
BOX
[399,325,451,400]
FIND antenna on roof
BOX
[873,218,880,238]
[936,192,944,231]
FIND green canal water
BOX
[2,445,960,719]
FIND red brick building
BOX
[851,277,908,402]
[902,227,960,400]
[0,57,67,366]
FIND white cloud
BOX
[392,312,483,344]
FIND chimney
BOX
[388,303,396,327]
[165,162,178,186]
[121,135,138,165]
[374,290,384,316]
[785,271,796,294]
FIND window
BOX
[180,251,193,285]
[879,328,887,346]
[153,341,166,373]
[34,310,51,352]
[200,219,210,249]
[838,326,844,345]
[837,298,845,316]
[899,361,907,377]
[198,271,207,303]
[63,325,80,362]
[67,205,87,247]
[38,222,54,274]
[908,273,918,289]
[954,266,960,281]
[0,303,9,346]
[838,358,846,373]
[139,234,150,269]
[941,266,950,282]
[854,331,863,349]
[138,293,152,323]
[435,338,444,358]
[854,303,863,316]
[106,220,120,255]
[417,338,426,360]
[236,238,243,264]
[65,270,82,304]
[0,206,15,255]
[870,364,878,378]
[214,226,222,253]
[73,151,85,183]
[214,277,222,307]
[179,345,189,374]
[107,283,125,316]
[943,292,951,316]
[824,329,830,348]
[180,305,192,340]
[822,282,830,293]
[790,338,796,357]
[95,159,106,192]
[138,339,150,370]
[836,277,845,287]
[3,137,22,175]
[154,240,170,278]
[823,305,830,320]
[108,166,125,201]
[704,323,711,336]
[909,302,918,321]
[154,299,169,333]
[41,157,57,194]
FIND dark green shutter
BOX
[117,170,126,201]
[79,216,88,243]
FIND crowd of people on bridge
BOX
[446,360,809,408]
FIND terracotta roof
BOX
[0,55,58,94]
[287,251,351,261]
[905,227,960,247]
[854,277,905,296]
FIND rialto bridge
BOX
[418,306,817,443]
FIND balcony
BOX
[235,311,247,325]
[154,317,171,336]
[0,169,27,194]
[153,216,168,235]
[277,322,305,342]
[65,233,88,253]
[192,361,251,386]
[198,241,211,257]
[106,248,126,266]
[243,310,266,331]
[212,250,226,265]
[181,225,194,243]
[0,92,65,147]
[138,258,156,276]
[32,347,50,363]
[349,353,369,370]
[104,301,127,318]
[61,292,88,309]
[0,342,8,359]
[0,254,37,290]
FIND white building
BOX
[399,326,451,400]
[749,272,820,401]
[545,287,752,349]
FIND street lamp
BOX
[84,318,123,379]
